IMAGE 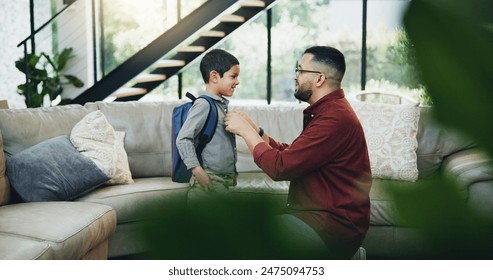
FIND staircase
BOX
[70,0,276,104]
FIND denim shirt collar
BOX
[200,91,229,106]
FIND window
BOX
[178,0,364,103]
[364,0,421,102]
[105,0,421,104]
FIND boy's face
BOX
[215,64,240,97]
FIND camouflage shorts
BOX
[187,173,236,205]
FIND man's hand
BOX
[225,111,266,153]
[191,166,212,190]
[237,111,259,132]
[225,111,254,137]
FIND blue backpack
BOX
[171,92,218,183]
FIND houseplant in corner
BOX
[15,47,84,108]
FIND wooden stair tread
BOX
[220,14,245,23]
[177,46,206,52]
[200,30,226,37]
[240,0,266,8]
[154,59,186,68]
[133,74,166,83]
[112,87,147,98]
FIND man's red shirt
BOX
[253,89,371,255]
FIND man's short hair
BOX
[200,49,239,83]
[304,46,346,82]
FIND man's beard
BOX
[294,82,312,102]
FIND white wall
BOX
[56,0,94,101]
[0,0,31,108]
[0,0,94,107]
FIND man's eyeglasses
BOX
[295,68,323,77]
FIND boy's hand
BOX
[191,166,212,190]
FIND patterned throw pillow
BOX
[70,111,133,185]
[350,101,420,182]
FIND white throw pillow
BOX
[107,131,133,185]
[350,101,420,182]
[70,110,133,185]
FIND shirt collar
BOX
[304,88,345,114]
[200,91,229,105]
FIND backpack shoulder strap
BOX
[186,91,197,102]
[196,95,218,155]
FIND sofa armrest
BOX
[442,148,493,201]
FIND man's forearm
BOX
[239,125,265,153]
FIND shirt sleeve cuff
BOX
[184,158,200,170]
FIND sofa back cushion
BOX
[415,107,476,178]
[0,105,91,157]
[84,101,184,178]
[0,132,10,206]
[0,105,91,204]
[233,101,423,182]
[230,102,306,172]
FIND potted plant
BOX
[15,47,84,108]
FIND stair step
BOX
[240,0,266,7]
[133,74,166,83]
[220,14,245,23]
[154,59,186,68]
[200,30,226,37]
[178,46,206,52]
[112,87,147,98]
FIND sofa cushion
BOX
[350,101,420,182]
[234,172,289,194]
[77,177,188,224]
[0,201,116,259]
[231,101,421,182]
[230,102,306,172]
[415,107,477,179]
[0,132,10,206]
[442,148,493,199]
[84,101,184,178]
[367,179,405,226]
[0,105,91,157]
[0,234,50,260]
[70,110,133,185]
[6,135,109,202]
[229,172,289,211]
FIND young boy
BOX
[176,49,239,202]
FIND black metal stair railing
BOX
[70,0,277,104]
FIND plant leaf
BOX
[14,53,41,74]
[41,52,57,73]
[404,0,493,157]
[30,92,44,108]
[389,176,493,259]
[57,48,74,71]
[63,75,84,87]
[16,84,26,95]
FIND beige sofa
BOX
[1,100,491,259]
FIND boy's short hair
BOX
[200,49,239,83]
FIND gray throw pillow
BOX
[6,135,109,202]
